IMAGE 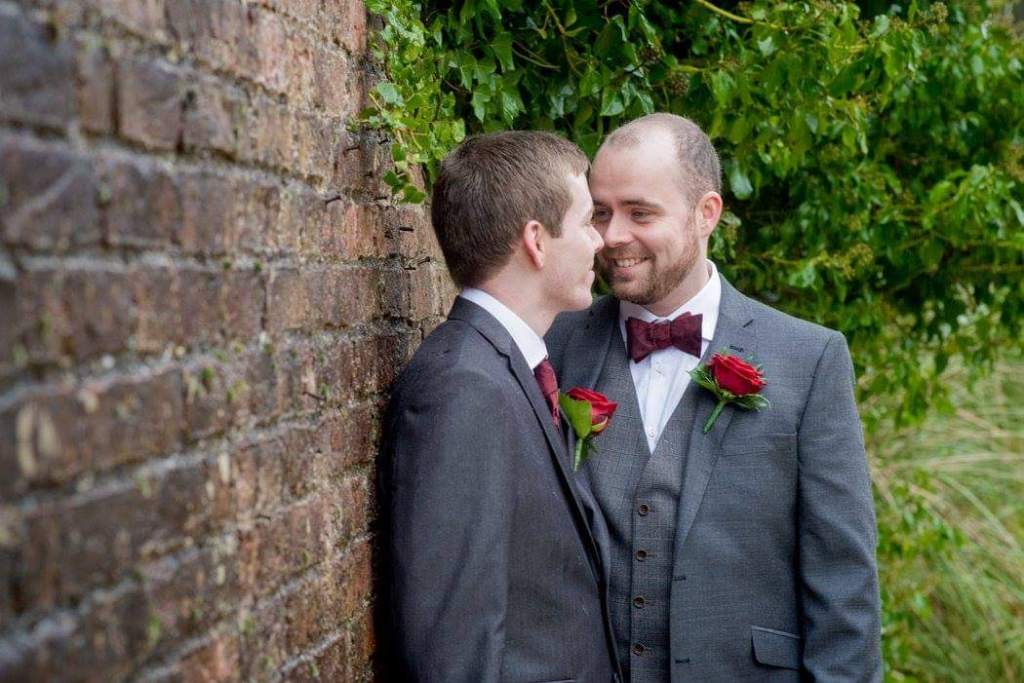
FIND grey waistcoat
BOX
[586,332,699,682]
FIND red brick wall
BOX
[0,1,454,679]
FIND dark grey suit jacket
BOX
[546,277,882,682]
[379,297,621,682]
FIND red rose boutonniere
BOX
[689,352,770,433]
[558,388,618,471]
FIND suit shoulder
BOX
[393,319,507,397]
[743,294,843,347]
[546,295,614,358]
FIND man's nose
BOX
[601,212,632,248]
[589,224,605,253]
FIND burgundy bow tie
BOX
[625,313,703,362]
[533,357,561,427]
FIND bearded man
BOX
[546,113,882,682]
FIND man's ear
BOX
[521,219,547,269]
[695,191,723,237]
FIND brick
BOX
[178,171,238,254]
[101,158,182,248]
[96,0,169,42]
[173,630,241,683]
[0,255,16,379]
[117,57,185,150]
[285,26,317,108]
[331,130,386,194]
[0,135,100,250]
[183,77,239,156]
[325,0,368,54]
[312,47,351,113]
[13,268,137,366]
[0,369,184,497]
[263,0,319,23]
[135,267,264,353]
[0,8,75,128]
[237,496,331,600]
[19,454,234,610]
[238,98,293,169]
[183,348,271,441]
[142,539,243,650]
[268,334,354,417]
[252,9,290,94]
[324,405,378,470]
[75,37,116,135]
[235,178,281,252]
[294,112,335,181]
[0,582,148,681]
[335,475,372,546]
[267,268,378,334]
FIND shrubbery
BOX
[363,2,1024,678]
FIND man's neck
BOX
[473,280,554,337]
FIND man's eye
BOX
[632,211,650,220]
[593,211,610,222]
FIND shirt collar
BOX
[459,287,549,369]
[618,259,721,342]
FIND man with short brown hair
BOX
[379,130,620,682]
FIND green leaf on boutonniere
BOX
[558,393,600,470]
[559,393,594,440]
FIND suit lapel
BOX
[673,277,758,561]
[448,297,604,584]
[558,296,618,391]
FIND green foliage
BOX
[362,0,1024,427]
[364,5,1024,677]
[868,355,1024,681]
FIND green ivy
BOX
[362,0,1024,426]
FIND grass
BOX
[867,354,1024,682]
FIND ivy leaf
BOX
[500,88,524,123]
[492,32,514,72]
[471,89,491,121]
[600,89,625,117]
[728,163,754,199]
[376,81,403,106]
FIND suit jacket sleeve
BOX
[796,332,882,681]
[382,370,514,682]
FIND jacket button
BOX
[679,657,691,664]
[632,643,646,656]
[637,503,650,516]
[633,596,646,608]
[635,549,648,561]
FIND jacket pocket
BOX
[720,431,797,458]
[751,625,801,670]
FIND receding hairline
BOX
[598,113,723,199]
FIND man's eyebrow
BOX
[619,198,663,210]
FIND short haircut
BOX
[431,130,589,288]
[604,113,721,204]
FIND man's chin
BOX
[608,280,652,306]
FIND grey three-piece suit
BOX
[546,276,883,682]
[379,297,621,682]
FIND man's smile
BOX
[606,256,651,271]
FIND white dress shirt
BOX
[619,260,722,452]
[459,288,548,371]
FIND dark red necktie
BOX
[625,313,703,362]
[533,358,561,427]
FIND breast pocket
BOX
[719,430,797,459]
